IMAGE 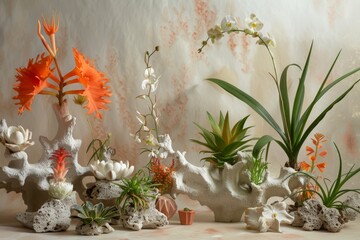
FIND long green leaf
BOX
[206,112,222,136]
[291,42,313,139]
[297,79,360,153]
[207,78,286,142]
[252,135,289,159]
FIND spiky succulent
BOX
[191,111,252,168]
[116,170,158,212]
[72,201,119,225]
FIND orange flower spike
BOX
[13,54,54,114]
[42,16,59,56]
[310,155,316,162]
[316,162,326,172]
[37,20,55,57]
[300,161,311,172]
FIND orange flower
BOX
[319,151,327,157]
[306,146,314,155]
[150,158,175,194]
[42,16,59,36]
[316,162,326,172]
[67,48,111,119]
[300,161,311,172]
[13,53,54,114]
[51,148,71,182]
[310,155,316,162]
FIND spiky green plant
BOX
[116,170,159,212]
[191,111,252,168]
[289,144,360,211]
[247,154,268,185]
[72,201,119,225]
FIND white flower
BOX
[145,133,158,147]
[0,125,35,152]
[256,33,276,47]
[90,159,134,181]
[130,133,142,143]
[207,25,223,43]
[245,13,263,35]
[148,148,159,158]
[221,15,239,32]
[142,67,159,92]
[244,202,294,233]
[48,180,73,200]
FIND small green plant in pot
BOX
[72,201,118,236]
[191,111,252,168]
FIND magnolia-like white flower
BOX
[245,13,264,35]
[0,125,35,152]
[142,67,159,92]
[48,180,73,200]
[256,33,276,47]
[90,159,134,181]
[244,202,294,233]
[221,15,239,32]
[207,25,223,43]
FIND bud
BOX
[155,46,160,51]
[73,95,87,106]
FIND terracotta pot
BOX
[156,195,177,220]
[178,210,195,225]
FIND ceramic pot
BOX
[178,209,195,225]
[155,195,177,220]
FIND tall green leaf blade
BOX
[207,78,286,141]
[291,42,313,139]
[252,135,290,159]
[206,112,222,136]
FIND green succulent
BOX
[116,170,159,212]
[191,111,252,168]
[72,201,119,225]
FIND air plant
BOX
[48,148,73,199]
[200,14,360,169]
[116,170,159,212]
[13,16,111,119]
[290,144,360,211]
[72,201,119,226]
[86,133,115,164]
[191,111,252,168]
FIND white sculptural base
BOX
[171,151,303,222]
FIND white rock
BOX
[75,222,114,235]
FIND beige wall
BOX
[1,0,360,211]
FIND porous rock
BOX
[319,206,343,232]
[341,194,360,222]
[84,180,122,202]
[75,222,114,235]
[121,195,168,231]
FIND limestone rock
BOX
[16,192,76,232]
[121,197,168,231]
[319,206,343,232]
[75,222,114,235]
[341,194,360,222]
[85,180,122,201]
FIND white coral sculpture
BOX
[244,202,294,232]
[171,151,303,222]
[0,125,34,152]
[90,159,134,181]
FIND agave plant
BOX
[290,144,360,211]
[191,111,252,168]
[116,170,159,212]
[72,201,119,225]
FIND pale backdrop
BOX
[1,0,360,212]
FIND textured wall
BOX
[1,0,360,211]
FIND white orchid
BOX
[221,15,239,32]
[148,148,159,158]
[90,159,134,181]
[145,132,158,147]
[257,33,276,47]
[245,13,264,35]
[0,125,35,152]
[207,25,223,43]
[48,180,73,200]
[141,67,159,92]
[245,202,294,233]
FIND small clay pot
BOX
[156,195,177,220]
[178,209,195,225]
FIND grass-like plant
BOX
[290,144,360,211]
[116,170,159,212]
[86,133,115,164]
[191,111,252,168]
[72,201,119,225]
[246,154,268,185]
